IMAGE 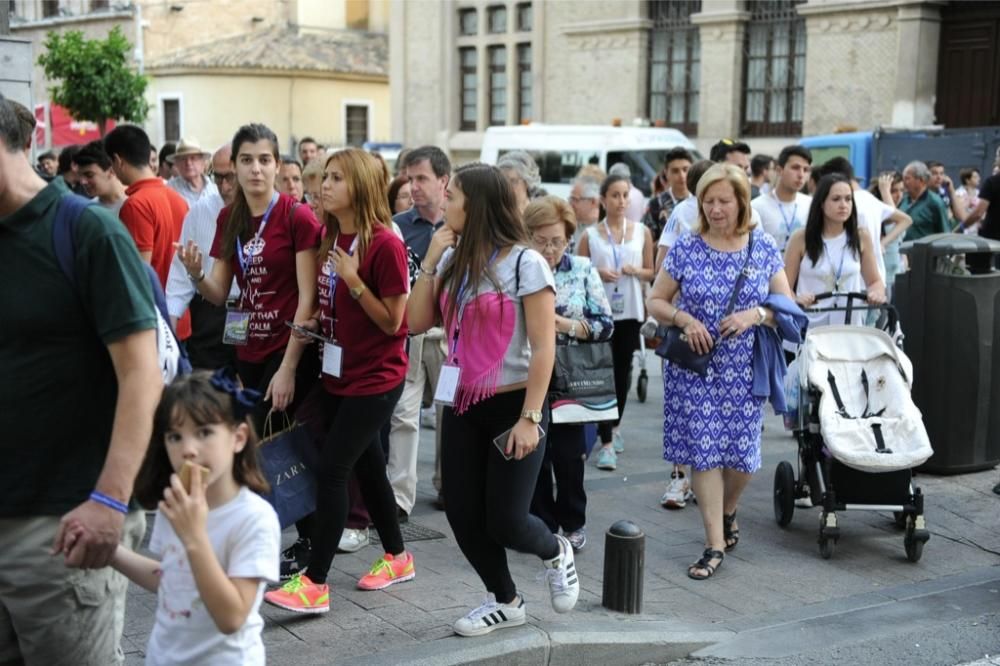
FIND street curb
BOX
[352,620,733,665]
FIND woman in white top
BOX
[577,174,654,471]
[784,173,886,332]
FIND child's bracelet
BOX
[90,491,129,514]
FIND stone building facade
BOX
[390,0,998,161]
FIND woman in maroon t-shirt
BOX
[175,123,322,424]
[262,148,413,614]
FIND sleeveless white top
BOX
[586,220,645,321]
[796,231,865,328]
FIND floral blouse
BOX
[553,253,614,342]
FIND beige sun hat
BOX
[167,137,211,163]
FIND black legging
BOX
[305,382,405,585]
[442,389,559,605]
[530,422,587,534]
[598,318,641,444]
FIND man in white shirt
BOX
[752,145,813,251]
[166,137,219,207]
[165,144,238,369]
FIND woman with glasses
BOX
[577,174,655,470]
[525,197,613,551]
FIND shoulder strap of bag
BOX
[722,232,755,317]
[514,247,527,293]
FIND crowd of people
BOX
[3,85,1000,664]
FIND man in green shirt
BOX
[0,96,163,664]
[901,160,951,240]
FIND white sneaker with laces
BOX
[453,594,526,637]
[660,472,690,509]
[337,528,370,553]
[542,534,580,613]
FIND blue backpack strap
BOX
[52,193,95,285]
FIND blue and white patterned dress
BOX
[661,227,784,473]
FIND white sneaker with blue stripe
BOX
[453,594,526,637]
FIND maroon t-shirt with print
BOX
[318,224,410,396]
[210,193,322,363]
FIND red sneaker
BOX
[264,573,329,614]
[357,552,415,591]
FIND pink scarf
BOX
[441,290,517,414]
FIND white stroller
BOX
[773,293,933,562]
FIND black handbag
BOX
[655,234,755,377]
[548,340,618,423]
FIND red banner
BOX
[34,103,117,149]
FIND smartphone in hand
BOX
[492,424,546,461]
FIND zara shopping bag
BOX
[257,414,317,529]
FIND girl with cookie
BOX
[110,369,280,665]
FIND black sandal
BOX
[687,548,724,580]
[723,512,740,552]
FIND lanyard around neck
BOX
[235,191,279,275]
[603,220,626,271]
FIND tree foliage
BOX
[37,26,148,136]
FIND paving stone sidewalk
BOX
[122,359,1000,664]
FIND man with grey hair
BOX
[568,175,601,250]
[497,150,542,211]
[608,162,646,222]
[901,160,950,240]
[0,93,162,665]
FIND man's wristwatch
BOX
[350,283,367,300]
[521,409,543,424]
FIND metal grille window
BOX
[648,1,701,136]
[459,8,477,36]
[91,0,109,10]
[516,3,532,32]
[459,47,478,131]
[487,5,507,34]
[488,46,507,126]
[517,43,532,122]
[742,0,806,136]
[42,0,59,17]
[345,105,369,146]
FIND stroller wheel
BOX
[818,536,835,559]
[904,535,924,562]
[773,461,795,527]
[636,370,648,403]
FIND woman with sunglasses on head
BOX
[175,123,322,429]
[407,163,580,637]
[264,148,414,614]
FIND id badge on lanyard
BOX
[222,309,250,345]
[610,290,626,315]
[434,364,462,406]
[322,342,344,378]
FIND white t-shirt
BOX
[850,188,893,283]
[658,198,764,249]
[752,191,812,251]
[146,487,281,666]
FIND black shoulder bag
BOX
[655,233,755,377]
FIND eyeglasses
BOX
[531,236,567,251]
[568,196,593,205]
[212,172,235,186]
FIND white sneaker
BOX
[794,496,814,508]
[542,534,580,613]
[453,594,526,637]
[337,528,370,553]
[660,472,691,509]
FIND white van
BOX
[479,124,700,199]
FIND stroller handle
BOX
[805,291,899,333]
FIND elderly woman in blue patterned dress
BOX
[646,164,795,580]
[525,196,613,552]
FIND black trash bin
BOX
[895,233,1000,474]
